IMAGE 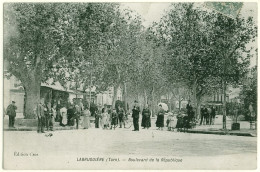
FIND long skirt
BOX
[82,116,90,129]
[168,119,177,128]
[144,116,151,128]
[61,114,67,125]
[156,115,164,127]
[141,116,145,127]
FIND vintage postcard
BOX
[1,0,258,170]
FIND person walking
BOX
[6,101,17,128]
[156,104,165,130]
[36,99,45,133]
[142,104,151,129]
[132,101,140,131]
[82,106,91,129]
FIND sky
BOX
[121,2,257,27]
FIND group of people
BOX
[10,98,257,133]
[36,98,91,133]
[93,105,125,130]
[200,105,216,125]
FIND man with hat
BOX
[6,101,17,128]
[132,100,140,131]
[36,98,46,133]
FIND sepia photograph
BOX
[2,0,258,170]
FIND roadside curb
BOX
[186,130,257,137]
[4,126,80,132]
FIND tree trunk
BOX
[144,89,147,106]
[123,82,127,111]
[197,96,201,120]
[178,95,182,111]
[152,84,155,117]
[192,81,200,119]
[24,78,41,119]
[112,84,120,109]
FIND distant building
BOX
[4,76,97,117]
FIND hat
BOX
[12,101,15,103]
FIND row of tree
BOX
[4,3,257,122]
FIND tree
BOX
[4,3,133,118]
[4,3,66,118]
[154,3,257,122]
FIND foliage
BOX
[153,3,257,117]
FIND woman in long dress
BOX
[142,104,151,129]
[101,108,109,129]
[156,105,165,130]
[60,106,67,126]
[82,106,91,129]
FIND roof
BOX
[41,82,74,93]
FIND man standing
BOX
[118,106,125,128]
[36,98,45,133]
[132,101,140,131]
[211,106,216,125]
[200,105,207,125]
[74,103,81,129]
[6,101,17,128]
[45,102,51,131]
[186,100,192,117]
[95,105,102,128]
[207,105,212,125]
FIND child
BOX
[110,109,118,130]
[167,112,177,131]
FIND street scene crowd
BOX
[7,98,256,133]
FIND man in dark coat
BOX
[200,105,208,125]
[95,106,102,128]
[6,101,17,128]
[186,100,193,117]
[73,104,81,129]
[210,106,216,125]
[36,98,45,133]
[118,106,125,128]
[67,104,75,126]
[132,101,140,131]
